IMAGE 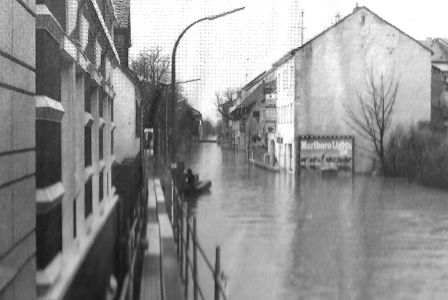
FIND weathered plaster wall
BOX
[295,8,431,172]
[112,68,140,163]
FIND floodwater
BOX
[180,143,448,300]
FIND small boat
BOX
[183,180,212,196]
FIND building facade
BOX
[294,7,431,173]
[274,55,295,171]
[421,38,448,128]
[35,0,120,298]
[0,0,36,299]
[33,0,144,299]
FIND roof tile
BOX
[113,0,130,28]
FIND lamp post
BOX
[170,7,245,163]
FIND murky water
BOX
[180,143,448,300]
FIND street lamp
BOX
[170,7,245,163]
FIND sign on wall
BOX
[298,136,354,172]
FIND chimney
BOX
[353,3,361,13]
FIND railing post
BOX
[171,188,174,222]
[180,202,184,280]
[214,246,221,300]
[176,191,180,258]
[184,211,190,299]
[193,217,198,300]
[171,179,174,220]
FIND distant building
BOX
[273,53,295,171]
[420,38,448,127]
[233,6,432,174]
[0,0,36,299]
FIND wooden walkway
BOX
[140,178,184,300]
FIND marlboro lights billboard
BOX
[298,136,354,171]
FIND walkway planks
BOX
[154,179,184,300]
[140,178,183,300]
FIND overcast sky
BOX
[130,0,448,120]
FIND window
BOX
[111,130,114,155]
[36,121,62,188]
[84,126,92,166]
[290,104,293,123]
[100,52,106,78]
[36,30,61,102]
[253,111,260,120]
[111,99,114,121]
[73,198,77,238]
[84,77,91,113]
[106,173,109,197]
[99,171,104,202]
[85,178,92,218]
[36,202,62,270]
[99,91,104,118]
[99,127,103,160]
[135,100,141,137]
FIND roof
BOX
[113,0,130,28]
[433,63,448,72]
[272,6,432,70]
[241,71,266,92]
[189,107,202,119]
[420,38,448,62]
[239,82,264,107]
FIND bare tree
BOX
[215,88,238,120]
[131,47,170,87]
[343,68,399,171]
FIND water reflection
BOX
[180,143,448,300]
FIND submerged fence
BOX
[169,183,228,300]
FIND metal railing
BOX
[170,184,228,300]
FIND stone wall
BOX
[0,0,36,299]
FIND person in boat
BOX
[185,168,196,189]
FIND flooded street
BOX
[181,143,448,300]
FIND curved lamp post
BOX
[170,7,245,163]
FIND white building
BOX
[273,53,296,171]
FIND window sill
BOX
[98,160,106,171]
[36,182,65,214]
[84,166,94,182]
[36,96,65,122]
[36,252,62,287]
[99,117,105,128]
[84,112,94,127]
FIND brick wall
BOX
[0,0,36,299]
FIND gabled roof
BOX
[273,6,432,69]
[113,0,130,28]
